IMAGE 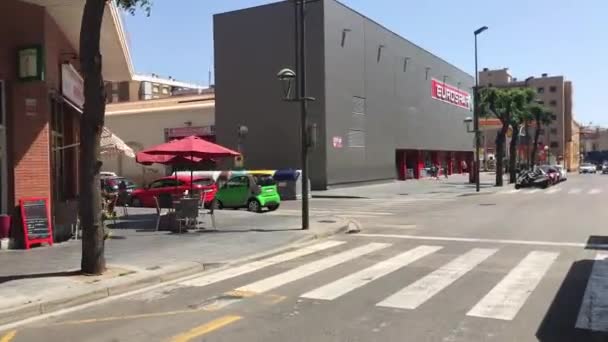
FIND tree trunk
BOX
[530,124,542,167]
[79,0,107,275]
[509,126,519,184]
[495,125,509,187]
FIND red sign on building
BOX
[431,79,471,110]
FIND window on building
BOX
[550,100,557,106]
[152,85,159,93]
[112,82,119,91]
[550,128,558,134]
[488,83,493,87]
[112,93,119,103]
[549,86,557,93]
[162,87,169,95]
[51,98,67,201]
[551,114,557,120]
[538,100,544,105]
[550,141,559,148]
[537,87,544,94]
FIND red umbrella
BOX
[139,135,240,159]
[136,136,240,194]
[136,153,204,166]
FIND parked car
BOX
[539,166,560,185]
[212,174,280,213]
[602,164,608,174]
[579,163,597,174]
[553,165,568,181]
[129,175,217,208]
[100,171,118,178]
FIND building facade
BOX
[0,0,132,243]
[103,94,216,185]
[479,68,579,170]
[214,0,474,189]
[105,74,210,103]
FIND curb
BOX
[0,217,349,328]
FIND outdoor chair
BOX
[175,198,200,233]
[198,191,216,230]
[117,191,131,217]
[153,195,174,231]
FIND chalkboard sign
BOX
[19,197,53,249]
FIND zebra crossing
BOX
[497,186,604,196]
[176,239,604,327]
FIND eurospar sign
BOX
[431,79,471,110]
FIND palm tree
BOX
[529,106,554,167]
[479,87,531,186]
[508,88,536,183]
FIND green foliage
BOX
[479,87,536,126]
[114,0,152,16]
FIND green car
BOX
[212,174,280,213]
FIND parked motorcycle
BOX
[515,169,550,189]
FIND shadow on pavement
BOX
[536,259,603,341]
[586,236,608,250]
[0,270,81,284]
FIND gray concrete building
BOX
[214,0,474,189]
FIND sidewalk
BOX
[0,208,348,326]
[313,173,503,200]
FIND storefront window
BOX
[51,97,67,201]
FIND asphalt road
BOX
[4,174,608,342]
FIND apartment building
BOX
[479,68,579,170]
[105,74,210,103]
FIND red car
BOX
[540,165,559,185]
[129,175,217,208]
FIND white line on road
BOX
[545,188,562,194]
[354,233,606,248]
[235,243,390,295]
[179,240,346,287]
[588,188,602,195]
[301,245,442,301]
[467,251,558,320]
[372,224,417,229]
[576,252,608,332]
[377,248,497,309]
[568,188,582,194]
[524,189,540,194]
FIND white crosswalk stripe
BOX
[588,188,602,195]
[179,240,346,287]
[545,188,562,194]
[376,248,497,310]
[568,188,582,194]
[467,251,558,320]
[301,245,442,301]
[524,189,540,194]
[236,243,390,295]
[175,239,579,323]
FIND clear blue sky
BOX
[123,0,607,126]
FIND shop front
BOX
[396,149,473,180]
[0,0,133,248]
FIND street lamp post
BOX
[276,0,316,230]
[473,26,488,192]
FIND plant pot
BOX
[0,215,11,239]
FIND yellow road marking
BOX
[0,330,17,342]
[169,315,242,342]
[224,289,257,298]
[53,306,218,326]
